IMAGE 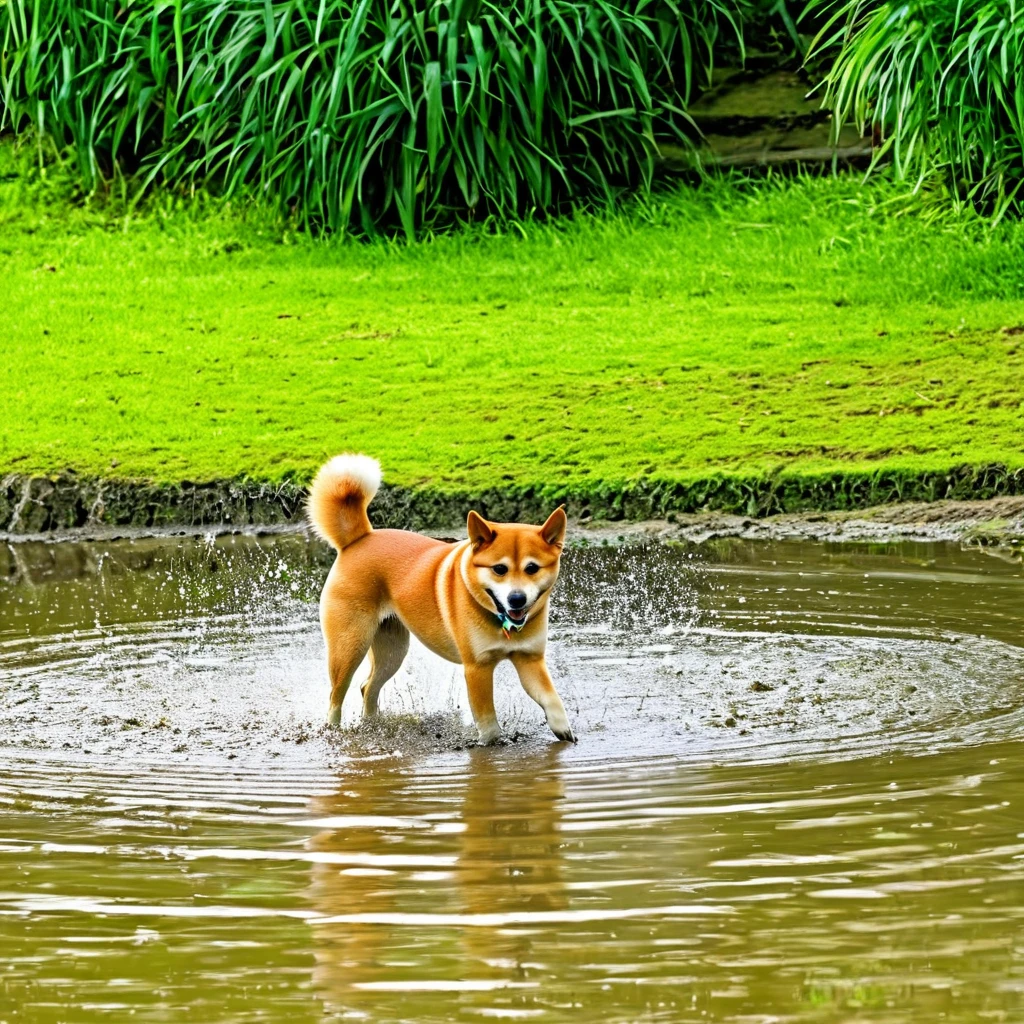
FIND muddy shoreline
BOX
[600,495,1024,552]
[4,463,1024,538]
[1,468,1022,553]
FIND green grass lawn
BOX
[2,144,1023,507]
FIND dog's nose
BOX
[507,590,527,610]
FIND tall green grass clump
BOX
[809,0,1024,218]
[0,0,744,236]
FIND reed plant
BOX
[0,0,744,235]
[807,0,1024,218]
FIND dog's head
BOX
[464,507,567,629]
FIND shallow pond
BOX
[1,532,1022,1022]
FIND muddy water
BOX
[1,534,1022,1022]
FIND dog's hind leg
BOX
[322,605,378,727]
[361,615,410,716]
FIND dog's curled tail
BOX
[307,454,382,551]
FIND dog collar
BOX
[496,611,526,639]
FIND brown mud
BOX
[592,495,1024,555]
[2,467,1023,555]
[2,470,1022,561]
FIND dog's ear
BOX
[467,510,496,549]
[540,506,567,549]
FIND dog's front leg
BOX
[510,652,575,742]
[464,662,501,745]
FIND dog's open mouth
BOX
[486,590,529,627]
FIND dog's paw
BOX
[546,708,576,743]
[475,722,503,746]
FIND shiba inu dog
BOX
[307,454,574,744]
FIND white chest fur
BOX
[467,611,548,663]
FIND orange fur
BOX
[309,453,573,744]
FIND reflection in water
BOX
[1,743,1022,1022]
[307,747,567,1016]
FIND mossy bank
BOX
[4,464,1023,540]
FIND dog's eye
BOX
[492,565,509,576]
[525,563,540,576]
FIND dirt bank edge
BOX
[2,465,1023,552]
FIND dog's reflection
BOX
[306,745,566,1013]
